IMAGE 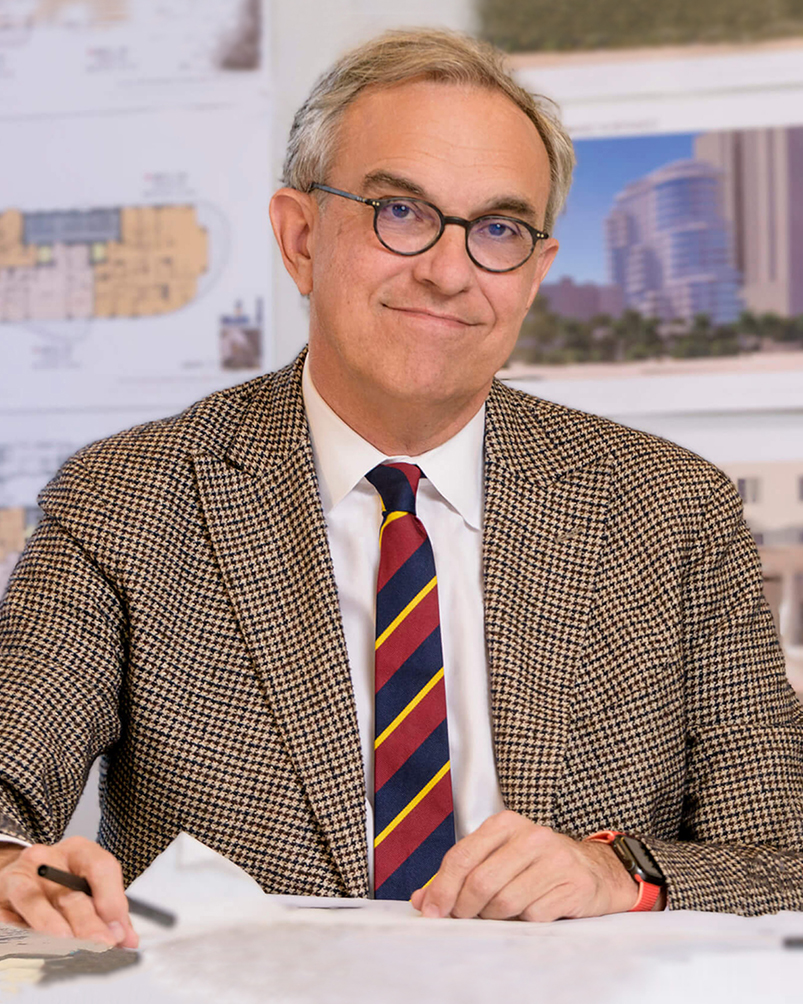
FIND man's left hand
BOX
[409,811,646,921]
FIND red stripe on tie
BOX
[374,678,447,790]
[377,517,426,591]
[375,586,440,691]
[374,770,453,892]
[395,463,422,496]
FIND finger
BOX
[53,889,118,946]
[410,888,424,911]
[60,838,138,948]
[450,839,537,919]
[519,881,579,923]
[0,905,27,927]
[418,811,523,918]
[477,860,555,920]
[3,870,73,938]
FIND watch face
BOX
[613,835,666,886]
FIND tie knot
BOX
[365,462,422,515]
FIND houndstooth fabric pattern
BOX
[1,349,802,914]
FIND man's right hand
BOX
[0,837,138,947]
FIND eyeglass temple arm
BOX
[309,183,379,208]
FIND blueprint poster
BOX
[0,0,272,594]
[0,0,266,115]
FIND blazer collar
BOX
[193,349,370,896]
[221,349,311,477]
[484,376,610,487]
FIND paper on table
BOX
[141,906,803,1004]
[125,833,398,941]
[0,923,138,993]
[127,840,803,1004]
[60,835,797,1004]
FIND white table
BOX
[2,835,802,1003]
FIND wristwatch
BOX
[585,831,666,912]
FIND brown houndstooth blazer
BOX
[1,351,802,914]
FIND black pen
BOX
[37,864,177,928]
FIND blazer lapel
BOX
[483,380,614,826]
[192,355,369,897]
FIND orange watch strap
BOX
[585,830,661,912]
[631,874,661,912]
[586,830,621,843]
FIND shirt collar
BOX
[302,358,484,530]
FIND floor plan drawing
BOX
[0,205,208,322]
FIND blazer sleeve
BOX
[640,473,803,914]
[0,512,125,845]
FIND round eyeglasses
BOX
[309,183,549,274]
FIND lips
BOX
[384,304,478,326]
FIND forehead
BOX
[329,79,551,215]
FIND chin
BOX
[376,364,476,406]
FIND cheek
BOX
[478,276,534,336]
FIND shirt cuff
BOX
[0,833,31,849]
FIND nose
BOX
[409,221,475,296]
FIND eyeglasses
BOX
[309,183,549,274]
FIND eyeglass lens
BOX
[375,198,534,271]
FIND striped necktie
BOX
[365,462,455,900]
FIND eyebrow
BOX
[361,170,542,225]
[362,170,427,198]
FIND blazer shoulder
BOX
[38,355,306,528]
[492,379,737,503]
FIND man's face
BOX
[305,79,558,410]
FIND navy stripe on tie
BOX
[374,719,449,833]
[367,465,418,514]
[375,537,434,638]
[374,812,456,901]
[375,627,443,735]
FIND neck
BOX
[307,353,488,456]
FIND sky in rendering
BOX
[551,132,695,285]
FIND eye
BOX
[379,199,425,224]
[475,218,523,241]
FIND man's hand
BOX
[0,837,138,947]
[410,811,649,921]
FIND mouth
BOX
[383,305,478,328]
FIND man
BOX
[1,29,802,948]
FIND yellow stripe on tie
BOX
[375,576,436,650]
[375,668,444,749]
[374,761,450,848]
[379,510,407,547]
[422,873,436,889]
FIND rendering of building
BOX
[695,126,803,318]
[605,159,742,325]
[538,277,624,322]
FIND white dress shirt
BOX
[302,360,505,889]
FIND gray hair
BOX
[282,28,575,234]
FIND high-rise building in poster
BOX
[605,159,741,325]
[695,127,803,318]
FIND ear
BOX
[269,187,317,296]
[525,238,559,311]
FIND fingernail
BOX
[422,903,440,919]
[109,921,125,944]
